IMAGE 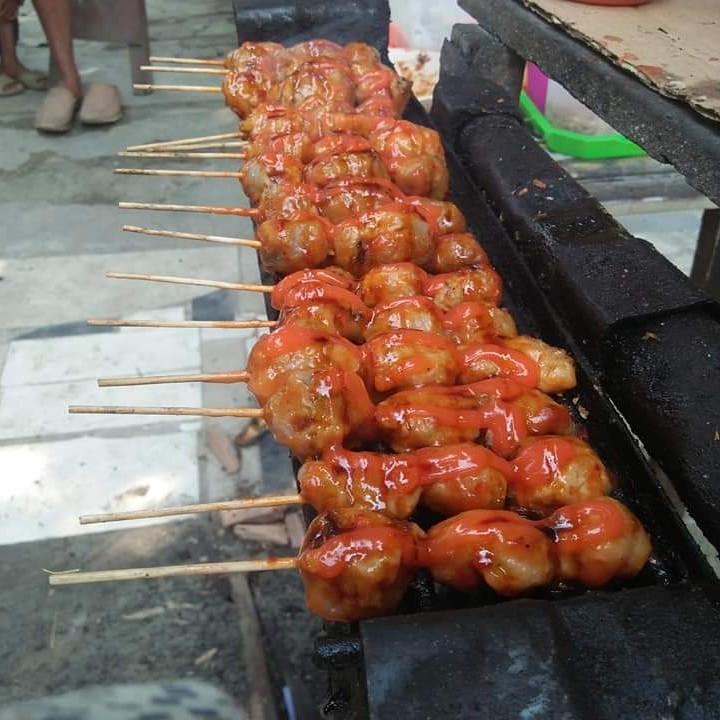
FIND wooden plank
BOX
[522,0,720,121]
[229,575,280,720]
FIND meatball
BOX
[357,263,429,307]
[423,510,555,595]
[544,497,651,587]
[443,302,518,344]
[297,509,424,621]
[263,369,376,459]
[426,268,503,309]
[298,446,422,519]
[509,436,613,515]
[361,329,459,393]
[415,444,510,515]
[246,326,362,405]
[257,213,332,275]
[365,296,445,340]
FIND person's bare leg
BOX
[0,21,25,77]
[32,0,81,97]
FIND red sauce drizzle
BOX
[260,326,362,363]
[356,67,395,94]
[324,445,421,495]
[511,438,577,489]
[311,527,419,578]
[271,269,353,308]
[280,281,371,317]
[542,498,628,551]
[319,176,404,200]
[414,444,513,481]
[363,330,456,392]
[443,302,494,336]
[420,510,536,566]
[460,343,541,387]
[313,134,373,158]
[404,197,447,236]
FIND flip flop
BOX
[35,86,82,133]
[79,82,122,125]
[0,72,24,97]
[17,69,49,91]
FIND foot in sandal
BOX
[16,67,49,90]
[0,71,24,97]
[1,57,49,91]
[79,82,122,126]
[35,85,82,133]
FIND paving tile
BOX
[199,321,267,344]
[197,334,259,452]
[0,379,203,440]
[192,289,238,321]
[119,305,189,334]
[0,430,199,544]
[0,247,241,329]
[17,322,116,341]
[0,202,253,259]
[122,304,187,323]
[2,328,200,387]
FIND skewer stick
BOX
[141,64,227,75]
[87,319,277,329]
[106,271,273,294]
[69,405,264,418]
[133,83,222,93]
[80,494,302,525]
[118,201,257,217]
[142,141,247,150]
[98,370,250,388]
[47,557,297,586]
[123,224,260,248]
[126,131,245,152]
[119,151,247,160]
[115,168,243,179]
[149,55,226,66]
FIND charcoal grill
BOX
[232,2,720,717]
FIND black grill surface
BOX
[362,585,720,720]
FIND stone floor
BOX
[0,1,710,717]
[0,2,320,717]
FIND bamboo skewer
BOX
[119,151,246,160]
[142,64,227,75]
[119,201,257,217]
[106,271,273,294]
[69,405,264,418]
[123,224,260,248]
[126,131,245,152]
[141,141,247,150]
[47,557,297,586]
[98,370,250,388]
[134,83,222,93]
[149,55,226,66]
[87,319,277,329]
[80,494,302,525]
[115,168,243,179]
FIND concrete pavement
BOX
[0,2,321,715]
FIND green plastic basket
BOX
[519,91,645,160]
